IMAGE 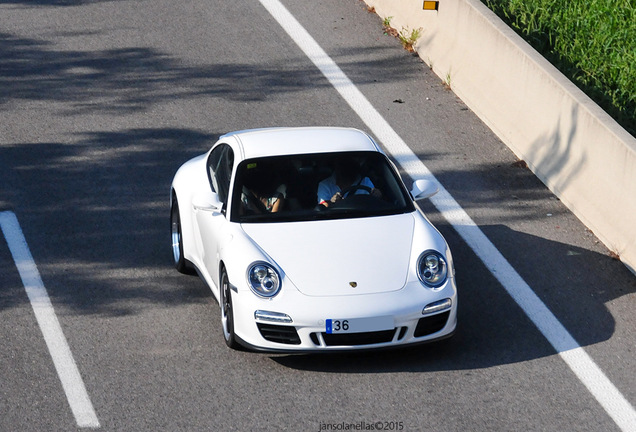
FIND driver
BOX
[317,158,380,207]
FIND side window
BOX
[207,144,235,207]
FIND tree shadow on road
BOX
[0,32,425,115]
[0,0,118,6]
[0,128,216,316]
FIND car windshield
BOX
[230,151,414,223]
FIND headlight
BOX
[247,262,281,298]
[417,250,448,288]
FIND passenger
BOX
[241,166,286,213]
[242,185,286,213]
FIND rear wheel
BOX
[220,268,240,349]
[170,194,190,274]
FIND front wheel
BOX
[220,269,240,349]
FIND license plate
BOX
[325,316,394,334]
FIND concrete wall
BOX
[364,0,636,274]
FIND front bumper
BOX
[231,278,457,352]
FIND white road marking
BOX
[257,1,636,430]
[0,211,100,429]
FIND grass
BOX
[443,68,452,90]
[398,27,423,52]
[382,16,423,53]
[483,0,636,136]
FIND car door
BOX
[195,143,234,291]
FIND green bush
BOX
[484,0,636,136]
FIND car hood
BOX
[241,213,415,297]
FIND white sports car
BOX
[170,127,457,351]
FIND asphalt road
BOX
[1,0,635,431]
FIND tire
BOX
[170,194,191,274]
[220,268,240,349]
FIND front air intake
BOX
[257,323,301,345]
[414,311,449,337]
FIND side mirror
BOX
[411,179,438,200]
[192,190,223,213]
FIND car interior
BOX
[231,151,412,223]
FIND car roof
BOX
[220,127,381,160]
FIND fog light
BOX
[254,310,293,323]
[422,298,452,315]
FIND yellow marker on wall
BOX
[423,0,439,10]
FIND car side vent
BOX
[414,311,450,337]
[257,323,301,345]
